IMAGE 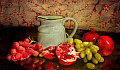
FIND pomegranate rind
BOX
[58,58,76,65]
[43,53,55,60]
[39,46,56,60]
[97,36,114,56]
[82,28,99,42]
[56,42,77,65]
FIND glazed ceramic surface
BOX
[37,15,77,49]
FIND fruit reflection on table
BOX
[13,56,105,70]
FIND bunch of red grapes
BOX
[6,38,43,61]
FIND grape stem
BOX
[28,36,36,44]
[66,33,70,37]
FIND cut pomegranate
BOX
[56,42,79,65]
[43,53,55,60]
[39,46,56,60]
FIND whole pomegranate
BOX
[56,42,79,65]
[82,28,99,42]
[97,36,114,56]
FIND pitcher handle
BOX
[62,17,77,41]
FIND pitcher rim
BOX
[37,15,65,20]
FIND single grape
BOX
[12,42,19,49]
[36,43,42,49]
[16,53,22,60]
[83,42,89,47]
[26,48,35,55]
[21,52,29,59]
[18,41,23,46]
[75,44,80,49]
[24,38,30,43]
[68,37,73,44]
[36,43,43,53]
[85,48,90,55]
[99,57,104,62]
[12,55,17,61]
[90,46,97,53]
[6,54,12,61]
[83,57,88,63]
[92,57,98,64]
[79,43,84,48]
[87,42,93,46]
[87,51,92,60]
[17,46,25,53]
[33,50,39,57]
[94,53,101,61]
[74,39,82,44]
[22,41,30,48]
[77,47,85,52]
[80,51,86,58]
[91,45,99,51]
[30,44,37,49]
[10,49,17,55]
[86,63,95,69]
